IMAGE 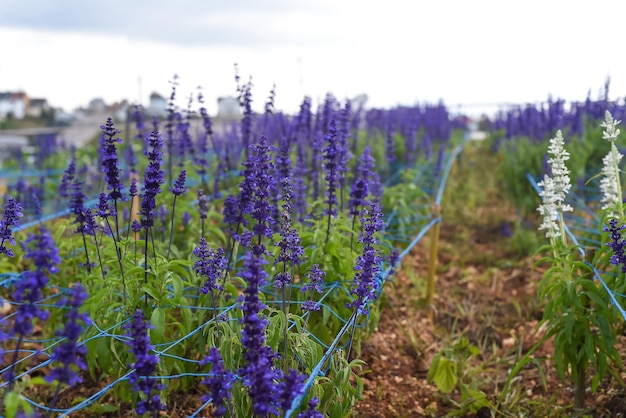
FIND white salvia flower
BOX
[537,175,561,238]
[537,130,573,239]
[546,130,572,208]
[600,146,623,211]
[601,110,621,142]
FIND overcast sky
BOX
[1,0,625,116]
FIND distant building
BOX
[217,96,240,119]
[27,98,50,118]
[111,99,130,123]
[0,91,28,120]
[88,97,107,113]
[147,92,167,118]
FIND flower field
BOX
[4,74,626,417]
[0,73,467,417]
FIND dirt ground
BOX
[352,217,626,417]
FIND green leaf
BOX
[5,391,20,418]
[432,357,457,394]
[461,386,491,413]
[167,274,183,303]
[151,307,166,341]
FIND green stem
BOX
[574,357,586,409]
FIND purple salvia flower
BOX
[358,144,381,199]
[124,309,166,416]
[196,123,210,181]
[165,75,179,184]
[248,136,276,248]
[131,220,142,233]
[46,284,91,386]
[83,208,99,236]
[323,120,340,218]
[140,129,165,230]
[349,146,376,217]
[181,211,192,227]
[347,202,384,314]
[238,77,254,159]
[224,136,276,250]
[100,118,124,202]
[11,271,50,338]
[169,169,187,196]
[96,192,113,219]
[198,189,208,220]
[293,143,308,221]
[276,135,292,184]
[0,197,23,257]
[200,347,235,417]
[336,103,351,204]
[29,193,41,221]
[310,130,323,203]
[22,225,61,272]
[59,158,76,199]
[194,238,226,293]
[70,179,95,236]
[297,397,324,418]
[11,224,58,342]
[239,251,281,415]
[132,104,146,140]
[604,219,626,273]
[388,249,400,277]
[129,178,138,198]
[301,264,325,311]
[123,141,137,174]
[222,194,242,227]
[156,204,168,231]
[13,177,27,207]
[274,178,304,289]
[278,369,305,411]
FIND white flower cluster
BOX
[600,146,623,211]
[599,110,623,215]
[601,110,621,142]
[537,130,573,239]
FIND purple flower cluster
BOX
[348,202,384,314]
[0,196,23,257]
[46,284,91,385]
[239,251,282,415]
[124,309,166,416]
[238,77,254,158]
[13,225,59,337]
[96,192,113,219]
[274,178,304,289]
[69,178,97,236]
[323,120,341,218]
[198,188,208,220]
[140,129,165,230]
[349,145,376,217]
[277,368,305,411]
[605,219,626,272]
[223,136,276,250]
[59,158,76,199]
[169,169,188,196]
[200,347,235,417]
[301,264,325,311]
[194,238,227,294]
[297,397,324,418]
[100,118,124,202]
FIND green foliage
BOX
[428,336,492,415]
